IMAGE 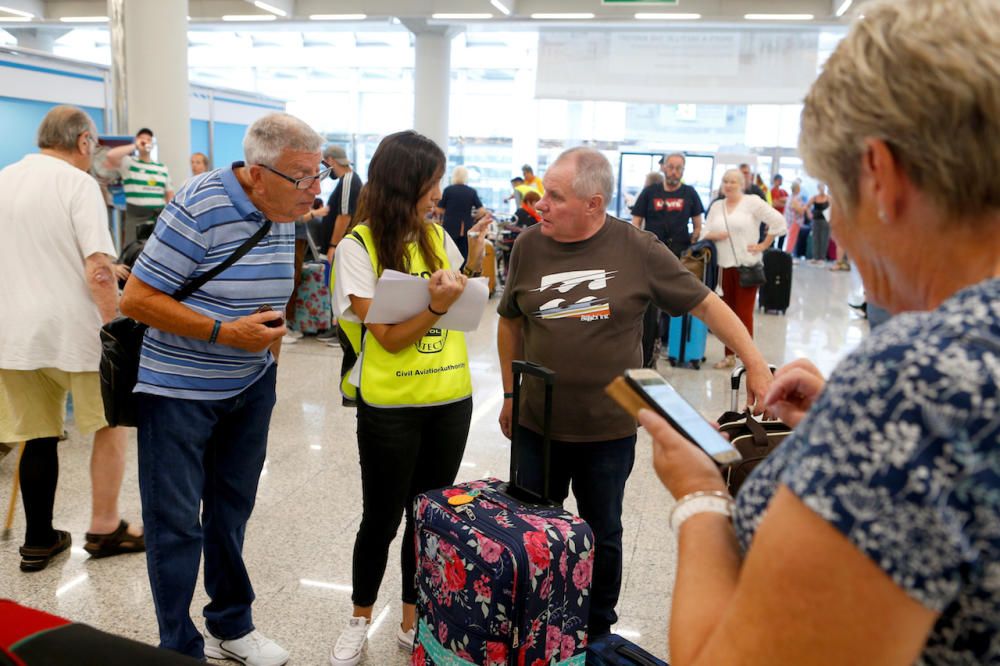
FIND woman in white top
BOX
[700,168,787,368]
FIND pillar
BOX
[406,21,456,153]
[108,0,190,183]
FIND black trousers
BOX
[513,426,637,637]
[351,396,472,606]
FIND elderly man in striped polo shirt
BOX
[120,113,326,666]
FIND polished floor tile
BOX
[0,261,868,664]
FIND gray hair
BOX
[556,146,613,208]
[800,0,1000,221]
[452,165,469,185]
[662,152,685,166]
[37,105,96,151]
[243,113,324,167]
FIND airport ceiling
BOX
[1,0,865,31]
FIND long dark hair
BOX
[355,130,445,275]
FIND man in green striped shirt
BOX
[104,128,174,246]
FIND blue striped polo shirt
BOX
[130,163,294,400]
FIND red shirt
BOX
[771,187,789,214]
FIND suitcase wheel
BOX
[692,360,701,370]
[668,358,677,367]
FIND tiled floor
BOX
[0,261,869,665]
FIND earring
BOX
[878,209,888,222]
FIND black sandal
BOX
[20,530,72,572]
[84,519,145,559]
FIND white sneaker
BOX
[330,616,370,666]
[203,629,289,666]
[286,329,304,339]
[281,332,299,345]
[397,624,416,652]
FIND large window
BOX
[36,25,845,209]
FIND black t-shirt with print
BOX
[631,183,704,255]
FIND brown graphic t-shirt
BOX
[498,216,710,442]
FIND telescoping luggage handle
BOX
[730,364,777,412]
[508,360,556,505]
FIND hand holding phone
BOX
[606,369,741,465]
[254,304,284,329]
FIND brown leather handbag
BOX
[717,365,792,494]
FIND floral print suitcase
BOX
[288,262,332,334]
[413,479,594,666]
[412,361,594,666]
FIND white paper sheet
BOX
[364,270,489,332]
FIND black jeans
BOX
[352,396,472,606]
[513,426,637,636]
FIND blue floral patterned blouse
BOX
[734,277,1000,663]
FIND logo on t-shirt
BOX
[531,270,615,321]
[653,197,685,212]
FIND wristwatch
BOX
[669,491,733,533]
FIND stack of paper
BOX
[364,270,490,332]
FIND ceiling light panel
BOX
[309,14,367,21]
[431,13,493,20]
[490,0,511,16]
[635,13,701,20]
[253,1,286,17]
[744,13,815,20]
[0,6,33,18]
[531,13,595,20]
[222,14,277,21]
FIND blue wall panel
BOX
[0,97,104,169]
[190,119,211,164]
[212,121,248,168]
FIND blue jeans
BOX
[136,364,276,658]
[513,426,637,636]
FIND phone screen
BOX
[626,371,740,463]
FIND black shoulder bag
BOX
[721,204,766,288]
[99,220,273,427]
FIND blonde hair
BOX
[452,165,468,185]
[721,168,743,191]
[800,0,1000,220]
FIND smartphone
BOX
[624,368,742,465]
[254,304,284,329]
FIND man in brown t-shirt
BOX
[497,146,772,637]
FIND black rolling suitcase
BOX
[759,248,792,314]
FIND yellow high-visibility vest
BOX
[339,224,472,408]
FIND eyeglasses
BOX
[258,163,332,190]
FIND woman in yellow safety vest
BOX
[329,130,489,666]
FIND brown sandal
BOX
[84,519,145,559]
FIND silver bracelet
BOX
[669,490,734,534]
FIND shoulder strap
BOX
[172,219,273,301]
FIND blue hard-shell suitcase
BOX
[586,633,669,666]
[412,362,595,666]
[667,314,708,369]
